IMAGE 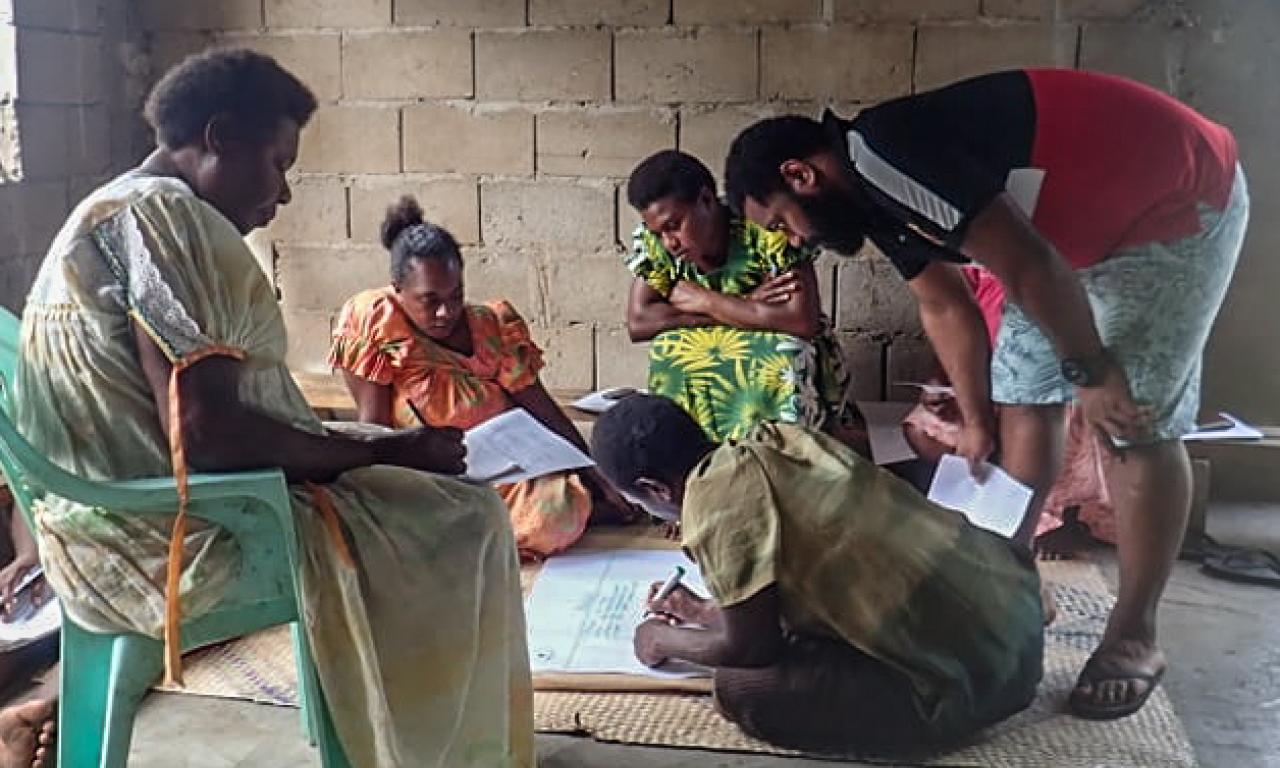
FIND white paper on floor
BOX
[1183,411,1264,442]
[570,387,647,414]
[855,400,918,465]
[525,548,711,679]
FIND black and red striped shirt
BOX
[829,69,1239,280]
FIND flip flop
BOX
[1201,548,1280,588]
[1068,658,1166,720]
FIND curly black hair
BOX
[724,116,828,215]
[144,47,317,150]
[381,195,463,284]
[590,394,714,494]
[626,150,716,212]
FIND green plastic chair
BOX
[0,307,350,767]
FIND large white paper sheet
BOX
[462,408,594,484]
[855,401,918,465]
[927,454,1033,539]
[525,548,711,679]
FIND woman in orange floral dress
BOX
[331,196,637,560]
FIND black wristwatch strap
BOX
[1061,349,1110,387]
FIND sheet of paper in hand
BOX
[462,408,594,484]
[525,548,710,679]
[0,567,60,651]
[927,454,1033,539]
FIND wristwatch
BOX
[1060,350,1110,387]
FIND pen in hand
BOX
[643,565,686,620]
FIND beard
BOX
[794,190,868,255]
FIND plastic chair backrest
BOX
[0,305,20,414]
[0,307,55,528]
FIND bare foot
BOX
[1069,639,1167,719]
[1040,581,1058,626]
[0,699,55,768]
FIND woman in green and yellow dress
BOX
[623,150,859,443]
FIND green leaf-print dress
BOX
[627,218,857,442]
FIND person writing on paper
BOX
[591,395,1043,752]
[902,266,1116,554]
[724,69,1247,719]
[16,50,533,767]
[330,196,638,561]
[623,151,863,447]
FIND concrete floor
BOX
[122,502,1280,767]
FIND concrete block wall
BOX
[1,1,1276,437]
[0,0,140,307]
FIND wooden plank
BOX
[291,370,596,422]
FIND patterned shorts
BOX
[991,166,1250,443]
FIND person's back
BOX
[682,422,1044,739]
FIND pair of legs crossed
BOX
[713,635,945,753]
[713,633,1037,754]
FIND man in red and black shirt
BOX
[725,69,1248,721]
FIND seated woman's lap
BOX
[649,325,844,442]
[497,472,591,561]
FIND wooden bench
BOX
[291,371,597,426]
[1186,426,1280,533]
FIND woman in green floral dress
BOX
[623,150,860,443]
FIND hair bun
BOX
[380,195,426,250]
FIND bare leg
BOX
[997,404,1067,548]
[1071,439,1184,716]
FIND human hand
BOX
[922,392,961,424]
[669,281,713,315]
[646,581,716,627]
[956,418,996,476]
[633,619,669,668]
[1074,358,1153,448]
[0,556,51,623]
[374,426,467,475]
[747,271,801,304]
